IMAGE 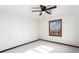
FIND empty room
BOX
[0,5,79,53]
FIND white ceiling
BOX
[0,5,41,18]
[0,5,79,18]
[53,5,79,15]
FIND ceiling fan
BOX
[32,5,57,16]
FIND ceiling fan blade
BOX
[46,5,57,10]
[40,5,45,9]
[40,5,44,8]
[32,10,41,12]
[45,10,52,14]
[39,12,42,16]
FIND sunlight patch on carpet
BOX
[24,45,53,53]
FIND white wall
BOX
[39,5,79,46]
[0,5,79,51]
[0,9,39,51]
